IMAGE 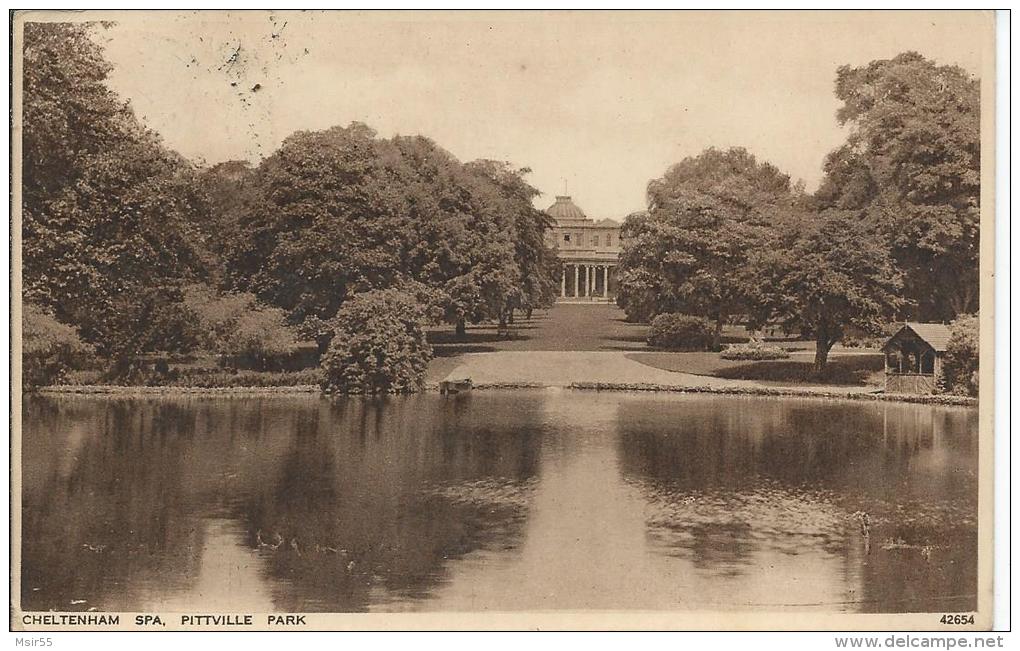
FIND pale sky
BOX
[88,10,990,219]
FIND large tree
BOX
[226,123,405,324]
[815,52,980,320]
[616,147,798,347]
[747,209,904,371]
[465,160,559,323]
[194,160,258,285]
[22,22,208,357]
[226,125,531,338]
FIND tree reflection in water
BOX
[21,394,543,612]
[615,396,977,611]
[20,392,977,613]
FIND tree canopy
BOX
[746,209,904,370]
[815,52,980,320]
[22,22,209,357]
[616,147,799,345]
[19,27,979,390]
[223,124,556,337]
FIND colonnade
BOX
[559,263,614,299]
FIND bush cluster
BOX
[183,286,300,369]
[646,313,715,351]
[161,367,323,388]
[22,304,93,388]
[940,314,978,397]
[321,289,433,395]
[719,339,790,361]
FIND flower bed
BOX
[719,341,790,361]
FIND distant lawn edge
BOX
[566,382,976,407]
[32,380,977,407]
[33,385,319,396]
[625,351,885,387]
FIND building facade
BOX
[544,196,622,302]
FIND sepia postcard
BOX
[9,9,999,632]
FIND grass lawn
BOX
[426,303,886,388]
[426,303,650,353]
[627,351,885,387]
[426,303,771,354]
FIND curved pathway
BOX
[432,304,881,395]
[438,350,757,388]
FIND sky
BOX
[87,10,991,219]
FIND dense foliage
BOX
[746,209,903,371]
[815,52,980,320]
[619,52,973,371]
[223,126,557,340]
[940,313,979,397]
[183,286,298,365]
[465,160,561,323]
[646,313,716,351]
[616,148,799,347]
[18,26,979,391]
[320,289,433,394]
[22,303,92,387]
[22,23,209,361]
[20,25,557,389]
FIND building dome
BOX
[546,195,587,221]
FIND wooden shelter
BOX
[882,323,952,394]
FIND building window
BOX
[606,234,612,247]
[563,234,571,244]
[593,235,600,247]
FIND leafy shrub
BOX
[184,285,299,367]
[720,339,790,361]
[321,289,432,394]
[22,304,93,387]
[647,313,715,351]
[227,309,299,360]
[941,314,978,397]
[615,269,662,323]
[97,288,200,364]
[160,367,324,388]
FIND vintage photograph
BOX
[11,9,996,631]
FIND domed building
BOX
[544,196,622,301]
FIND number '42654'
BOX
[940,614,975,625]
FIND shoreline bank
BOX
[34,385,319,396]
[564,381,977,407]
[31,381,977,407]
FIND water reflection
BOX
[21,392,977,613]
[615,396,977,611]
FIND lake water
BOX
[20,391,978,613]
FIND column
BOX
[561,266,566,298]
[587,266,593,297]
[603,265,609,298]
[573,265,579,298]
[883,352,889,392]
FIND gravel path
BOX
[437,351,891,396]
